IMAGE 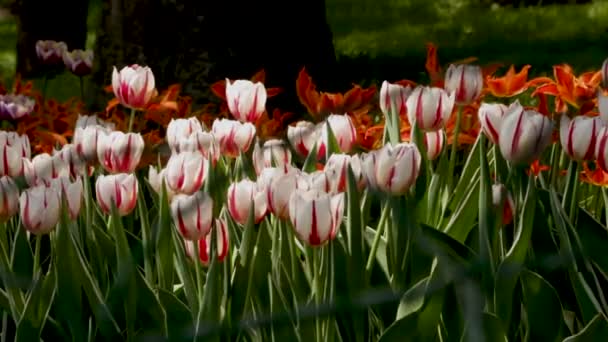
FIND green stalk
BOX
[313,247,323,342]
[447,105,464,192]
[192,240,204,306]
[136,183,153,284]
[364,204,390,276]
[33,234,42,276]
[127,108,137,133]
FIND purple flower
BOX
[0,95,36,120]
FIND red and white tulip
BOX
[227,178,268,225]
[165,151,209,195]
[444,64,483,105]
[252,139,292,175]
[50,176,84,220]
[288,189,345,246]
[267,168,307,220]
[375,143,421,195]
[35,40,67,65]
[0,176,19,222]
[184,219,230,265]
[498,108,553,164]
[225,79,267,123]
[560,115,603,161]
[423,129,445,161]
[478,102,518,145]
[54,144,89,178]
[406,86,455,132]
[63,49,94,76]
[319,114,358,158]
[147,166,177,201]
[211,119,256,158]
[166,117,204,153]
[492,183,515,226]
[97,131,145,173]
[112,65,157,110]
[379,81,412,117]
[23,153,69,187]
[95,173,138,216]
[324,153,364,192]
[177,131,220,165]
[287,121,321,157]
[20,185,61,235]
[170,191,214,241]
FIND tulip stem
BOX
[313,247,323,342]
[447,105,464,191]
[33,234,42,276]
[127,108,137,133]
[365,204,390,278]
[192,240,204,306]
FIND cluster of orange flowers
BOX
[4,42,608,184]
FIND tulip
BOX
[602,58,608,89]
[287,121,321,157]
[252,139,292,175]
[375,143,421,195]
[170,192,213,241]
[166,117,203,153]
[379,81,412,117]
[50,176,83,220]
[147,166,177,201]
[598,92,608,123]
[225,79,267,123]
[74,124,113,162]
[227,178,268,225]
[23,153,69,187]
[406,86,455,132]
[594,127,608,173]
[478,102,519,145]
[74,114,115,131]
[266,168,308,220]
[177,131,220,165]
[63,49,94,76]
[288,189,345,246]
[0,95,35,120]
[0,131,30,160]
[301,170,332,193]
[559,115,603,161]
[324,153,364,192]
[20,185,61,235]
[444,64,483,105]
[0,176,19,222]
[112,65,156,110]
[319,114,358,158]
[361,150,380,190]
[498,108,553,164]
[95,173,138,216]
[35,40,67,65]
[184,219,230,265]
[0,133,28,177]
[211,119,256,158]
[54,144,89,178]
[97,131,145,173]
[423,129,445,161]
[165,151,209,195]
[492,184,515,226]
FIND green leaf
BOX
[135,270,168,338]
[448,134,482,213]
[158,289,193,342]
[378,311,422,342]
[11,226,33,290]
[15,271,56,342]
[153,179,174,290]
[477,135,495,295]
[520,270,565,341]
[302,143,319,173]
[396,276,428,320]
[364,227,389,280]
[442,176,480,243]
[325,122,341,160]
[460,312,508,342]
[563,314,608,342]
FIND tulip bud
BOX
[319,114,358,159]
[20,185,61,235]
[147,166,177,201]
[379,81,412,117]
[423,129,445,161]
[54,144,89,178]
[498,108,553,164]
[560,115,603,161]
[444,64,483,105]
[252,139,292,175]
[406,86,455,132]
[225,79,267,123]
[227,178,268,225]
[35,40,67,65]
[97,131,145,173]
[23,153,70,187]
[50,176,83,220]
[184,219,229,265]
[63,49,94,76]
[96,173,138,216]
[74,124,113,162]
[0,176,19,222]
[266,168,307,220]
[492,184,515,226]
[165,151,209,195]
[324,153,364,192]
[0,131,30,160]
[211,119,256,158]
[171,192,213,241]
[288,189,345,246]
[375,143,421,195]
[0,95,35,120]
[112,65,156,110]
[478,102,523,145]
[166,117,203,153]
[287,121,321,157]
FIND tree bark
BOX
[91,0,338,112]
[13,0,89,77]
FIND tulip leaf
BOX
[520,269,565,341]
[478,134,495,294]
[0,223,24,319]
[378,311,422,342]
[448,134,482,212]
[158,288,194,342]
[10,226,33,290]
[396,276,428,320]
[154,179,174,290]
[302,143,319,173]
[459,312,508,342]
[442,176,480,243]
[364,227,389,280]
[134,270,168,338]
[494,176,536,328]
[346,165,364,285]
[575,209,608,282]
[325,122,341,160]
[563,314,608,342]
[170,226,198,316]
[15,271,56,342]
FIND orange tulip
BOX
[486,65,531,98]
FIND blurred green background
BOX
[0,0,607,98]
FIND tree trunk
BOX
[13,0,89,77]
[91,0,338,112]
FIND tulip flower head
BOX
[374,143,421,195]
[148,166,177,201]
[170,191,214,241]
[288,189,345,246]
[593,126,608,173]
[0,131,31,160]
[560,115,603,161]
[267,168,308,220]
[406,86,455,132]
[444,64,484,105]
[165,151,209,195]
[598,92,608,124]
[287,121,321,157]
[0,176,19,222]
[184,218,230,265]
[166,117,204,153]
[97,131,145,173]
[63,49,94,76]
[478,102,520,145]
[0,95,35,120]
[318,114,358,159]
[602,58,608,89]
[0,132,29,177]
[423,129,445,161]
[227,178,268,225]
[379,81,412,118]
[23,153,70,187]
[324,153,364,192]
[492,183,515,226]
[177,131,220,166]
[95,173,138,216]
[20,185,61,235]
[211,119,256,158]
[225,79,267,123]
[50,176,83,220]
[498,107,553,165]
[35,40,67,65]
[74,124,114,162]
[54,144,89,179]
[112,65,157,110]
[252,139,292,175]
